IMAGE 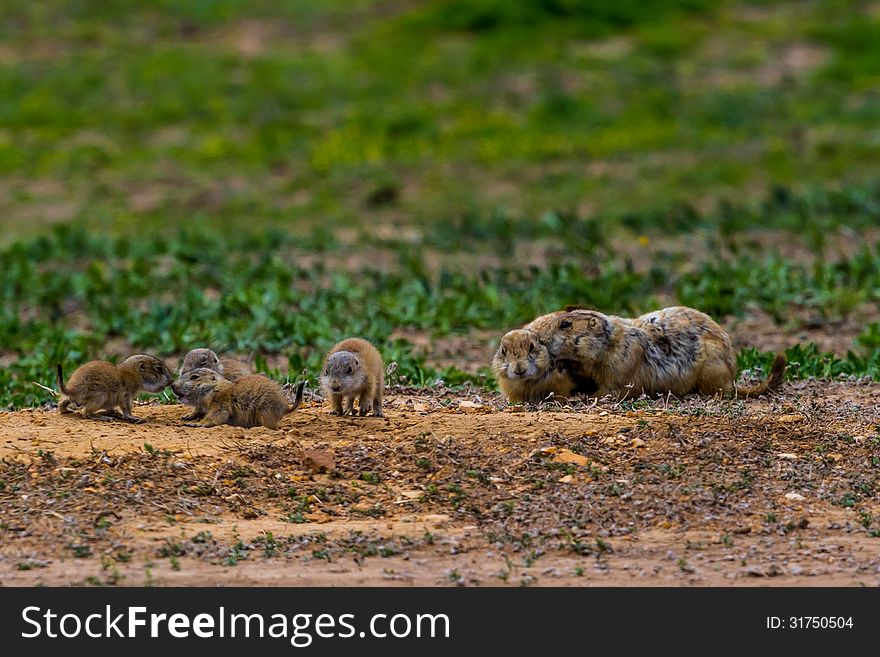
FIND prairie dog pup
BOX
[180,348,251,381]
[321,338,384,417]
[57,355,173,422]
[172,369,305,429]
[492,328,577,403]
[539,306,786,398]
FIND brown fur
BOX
[56,355,173,423]
[537,306,786,399]
[491,328,577,403]
[178,349,253,420]
[217,357,251,381]
[172,369,305,429]
[180,348,251,380]
[320,338,384,417]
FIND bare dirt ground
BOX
[1,381,878,587]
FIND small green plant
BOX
[68,544,92,558]
[359,472,381,485]
[191,531,213,544]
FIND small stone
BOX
[551,449,591,467]
[778,414,805,423]
[784,492,805,501]
[458,401,485,413]
[558,475,574,484]
[301,449,335,474]
[777,453,798,460]
[631,437,646,448]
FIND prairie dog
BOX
[320,338,384,417]
[538,306,785,398]
[57,355,173,422]
[492,328,578,403]
[180,348,251,381]
[172,369,305,429]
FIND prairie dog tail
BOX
[286,381,306,414]
[56,364,69,396]
[736,353,786,398]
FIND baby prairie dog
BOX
[172,369,305,429]
[538,306,786,398]
[321,338,384,417]
[57,354,173,423]
[492,328,577,404]
[180,348,251,381]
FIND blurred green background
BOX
[1,0,879,407]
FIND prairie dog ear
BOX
[588,317,599,329]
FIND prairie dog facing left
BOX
[180,348,251,381]
[320,338,384,417]
[172,369,305,429]
[57,354,173,423]
[538,305,786,398]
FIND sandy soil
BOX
[1,382,879,587]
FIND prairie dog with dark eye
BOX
[491,328,578,403]
[320,338,384,417]
[172,369,305,429]
[538,306,786,398]
[180,348,251,381]
[57,354,173,423]
[492,311,593,404]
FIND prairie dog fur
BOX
[180,348,251,381]
[57,354,173,422]
[539,306,785,398]
[492,328,577,403]
[172,369,305,429]
[321,338,384,417]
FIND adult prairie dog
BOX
[57,354,173,423]
[538,306,786,399]
[180,348,251,381]
[172,368,305,429]
[320,338,384,417]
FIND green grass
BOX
[2,1,880,408]
[1,0,879,240]
[2,198,879,409]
